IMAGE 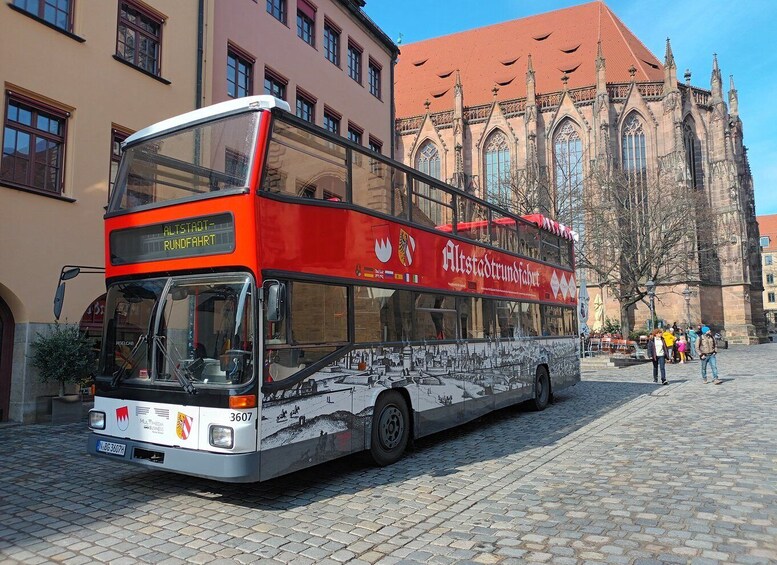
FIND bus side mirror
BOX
[53,282,66,320]
[266,282,286,322]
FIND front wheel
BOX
[530,366,550,411]
[369,391,410,466]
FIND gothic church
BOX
[393,1,766,343]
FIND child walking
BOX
[677,335,688,363]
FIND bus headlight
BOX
[209,425,234,449]
[89,411,106,430]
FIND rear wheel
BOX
[369,391,410,466]
[530,366,550,411]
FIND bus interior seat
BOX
[269,363,305,381]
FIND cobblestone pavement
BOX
[1,343,776,564]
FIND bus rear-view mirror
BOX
[266,282,286,322]
[53,282,66,320]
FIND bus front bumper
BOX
[87,433,262,483]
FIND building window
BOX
[553,120,584,237]
[767,274,775,285]
[622,112,649,256]
[683,118,704,190]
[415,141,441,224]
[13,0,73,31]
[264,68,287,100]
[766,255,773,266]
[324,20,340,66]
[109,128,130,201]
[769,292,776,303]
[2,94,67,195]
[484,130,511,206]
[323,109,340,135]
[296,90,315,123]
[368,59,382,99]
[368,136,382,155]
[227,46,253,98]
[761,236,771,248]
[348,41,362,84]
[116,1,164,76]
[267,0,286,24]
[622,113,647,182]
[296,0,315,47]
[348,124,362,145]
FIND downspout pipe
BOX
[196,0,204,109]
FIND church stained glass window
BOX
[553,120,583,237]
[415,141,441,224]
[683,118,704,190]
[484,130,510,206]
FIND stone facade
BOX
[394,4,766,344]
[757,214,777,334]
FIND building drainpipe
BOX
[196,0,204,109]
[390,55,396,160]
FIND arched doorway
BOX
[0,297,14,422]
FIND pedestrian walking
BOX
[662,328,676,364]
[698,326,722,384]
[687,325,698,359]
[647,328,669,385]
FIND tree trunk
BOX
[620,302,632,336]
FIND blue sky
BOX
[365,0,777,216]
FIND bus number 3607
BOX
[229,412,253,422]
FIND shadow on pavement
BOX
[0,378,661,545]
[118,379,658,508]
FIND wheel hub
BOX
[378,405,404,449]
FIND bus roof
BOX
[123,96,291,147]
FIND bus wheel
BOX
[370,391,409,466]
[530,366,550,411]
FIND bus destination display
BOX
[110,213,235,265]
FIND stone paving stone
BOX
[2,344,777,564]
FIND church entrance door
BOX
[0,297,14,421]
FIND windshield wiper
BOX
[111,334,148,388]
[154,335,197,395]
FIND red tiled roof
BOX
[394,1,664,117]
[757,214,777,251]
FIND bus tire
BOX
[369,391,410,466]
[530,366,550,411]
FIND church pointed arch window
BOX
[621,113,647,185]
[552,120,584,237]
[621,112,649,258]
[415,140,441,224]
[484,130,511,206]
[683,118,704,190]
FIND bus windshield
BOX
[100,274,255,388]
[109,111,261,212]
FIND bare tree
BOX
[578,164,714,334]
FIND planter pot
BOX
[51,395,83,424]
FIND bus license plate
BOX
[97,440,126,457]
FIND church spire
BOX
[526,53,536,106]
[454,70,463,115]
[595,40,606,93]
[729,74,739,117]
[664,37,675,68]
[711,53,723,104]
[663,38,678,94]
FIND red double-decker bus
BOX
[87,96,580,482]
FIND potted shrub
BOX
[30,322,95,423]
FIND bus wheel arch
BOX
[369,389,411,466]
[530,364,551,411]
